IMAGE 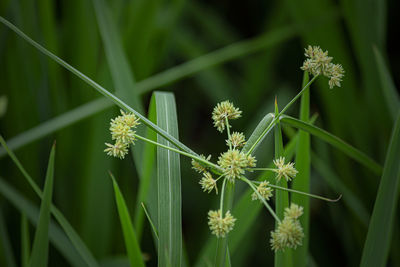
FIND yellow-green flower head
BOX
[301,45,345,89]
[119,110,140,128]
[273,157,298,182]
[251,181,273,201]
[218,149,248,182]
[191,154,211,173]
[208,210,236,238]
[284,203,304,220]
[226,132,246,149]
[212,101,242,132]
[199,172,218,194]
[104,141,129,159]
[110,123,136,144]
[270,217,304,252]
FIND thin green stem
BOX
[225,117,232,150]
[239,176,280,223]
[247,168,276,172]
[246,75,318,155]
[134,134,222,172]
[219,178,227,218]
[251,181,341,202]
[140,203,159,240]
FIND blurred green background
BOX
[0,0,399,266]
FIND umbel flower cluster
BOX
[104,45,343,253]
[192,100,303,250]
[301,45,345,89]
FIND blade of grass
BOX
[0,207,17,267]
[0,136,99,267]
[109,173,145,267]
[280,115,383,175]
[155,91,182,266]
[242,113,274,153]
[274,100,292,267]
[21,213,30,267]
[28,143,55,267]
[360,111,400,267]
[373,46,400,122]
[292,72,310,266]
[0,177,85,267]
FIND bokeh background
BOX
[0,0,399,266]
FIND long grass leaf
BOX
[280,115,383,175]
[242,113,274,153]
[0,177,85,267]
[21,213,30,267]
[0,136,99,267]
[373,46,400,122]
[292,72,310,266]
[155,91,182,266]
[360,111,400,267]
[274,100,291,267]
[28,143,55,267]
[110,174,145,267]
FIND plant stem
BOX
[134,134,222,172]
[239,176,280,223]
[246,75,318,155]
[219,178,227,218]
[251,181,341,202]
[225,117,232,150]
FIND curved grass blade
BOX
[0,177,85,267]
[109,174,145,267]
[28,143,55,267]
[373,46,400,122]
[21,213,30,267]
[0,136,99,267]
[0,208,17,267]
[155,92,182,267]
[242,113,274,154]
[292,72,310,267]
[360,112,400,267]
[280,115,383,175]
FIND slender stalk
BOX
[247,168,276,172]
[239,176,280,223]
[134,134,222,172]
[246,75,318,155]
[251,181,341,202]
[219,179,227,218]
[225,117,232,150]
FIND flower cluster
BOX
[104,110,140,159]
[301,45,345,89]
[270,204,304,252]
[226,132,246,149]
[199,172,218,194]
[218,149,256,182]
[251,181,273,201]
[208,210,236,238]
[212,100,242,132]
[273,157,298,182]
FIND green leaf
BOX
[360,111,400,267]
[21,213,31,267]
[154,91,182,266]
[0,177,85,267]
[242,113,274,154]
[373,46,400,122]
[292,71,310,267]
[280,115,383,175]
[0,136,99,267]
[110,174,145,267]
[28,143,55,267]
[274,100,291,267]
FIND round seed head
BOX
[270,217,304,252]
[191,154,211,173]
[208,210,236,238]
[251,181,273,201]
[212,101,242,132]
[284,203,304,220]
[226,132,246,149]
[218,149,248,182]
[199,172,218,194]
[104,141,129,159]
[273,157,298,182]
